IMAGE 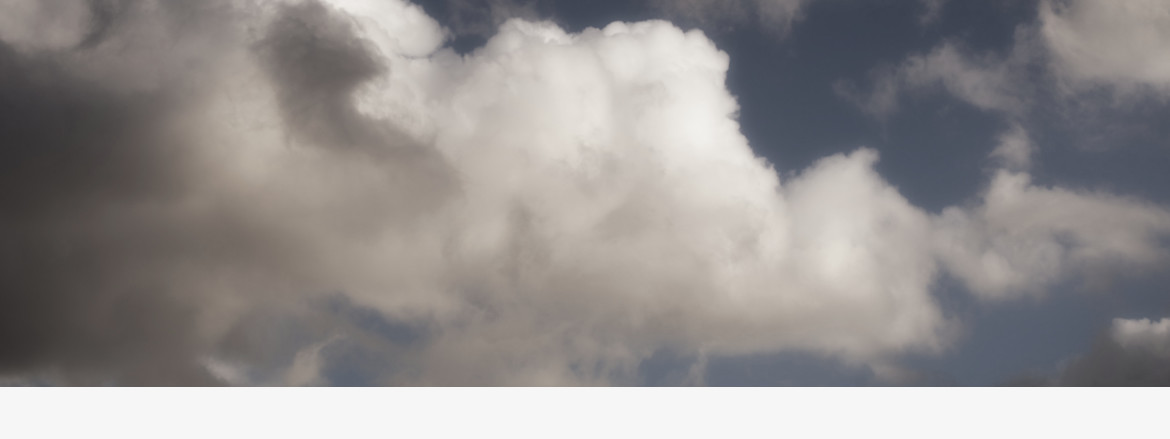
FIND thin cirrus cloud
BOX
[0,0,1168,385]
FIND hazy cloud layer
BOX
[2,0,1169,385]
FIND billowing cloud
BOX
[1,0,1168,385]
[352,15,954,383]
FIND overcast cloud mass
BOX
[1,0,1168,386]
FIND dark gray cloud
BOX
[1002,320,1170,387]
[0,0,450,385]
[0,26,212,384]
[260,3,383,143]
[1056,337,1170,387]
[253,1,456,222]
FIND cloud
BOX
[0,0,95,52]
[360,19,955,383]
[325,0,449,57]
[0,1,243,385]
[1,0,1169,385]
[839,0,1170,164]
[917,0,949,26]
[933,169,1170,301]
[833,2,1170,303]
[1033,317,1170,386]
[648,0,810,34]
[836,41,1030,119]
[846,0,1170,120]
[420,0,812,40]
[989,123,1034,171]
[0,0,449,384]
[1112,318,1170,359]
[1039,0,1170,95]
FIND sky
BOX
[0,0,1169,386]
